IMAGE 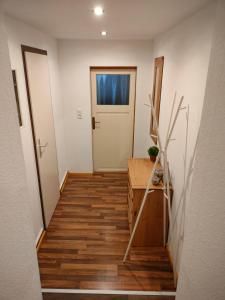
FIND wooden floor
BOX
[38,173,175,292]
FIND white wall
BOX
[177,1,225,299]
[152,2,216,274]
[5,16,68,241]
[58,40,153,172]
[0,8,42,300]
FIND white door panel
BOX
[25,51,59,226]
[91,69,136,171]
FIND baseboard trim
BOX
[60,172,69,193]
[36,229,46,250]
[67,171,128,177]
[35,227,44,246]
[68,172,93,177]
[42,289,176,296]
[94,171,128,174]
[166,244,178,287]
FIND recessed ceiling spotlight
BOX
[101,31,107,36]
[94,6,104,16]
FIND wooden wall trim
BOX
[60,172,69,194]
[166,245,178,287]
[12,70,23,126]
[68,172,93,177]
[36,230,46,251]
[90,66,137,70]
[21,45,47,56]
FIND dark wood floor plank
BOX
[43,293,175,300]
[38,173,175,291]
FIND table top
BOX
[128,158,164,190]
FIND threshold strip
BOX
[42,289,176,296]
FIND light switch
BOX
[76,108,83,119]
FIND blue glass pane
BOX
[96,74,130,105]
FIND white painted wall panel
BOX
[177,1,225,299]
[5,16,68,240]
[58,40,153,172]
[0,9,42,300]
[153,2,216,273]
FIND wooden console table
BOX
[128,158,170,246]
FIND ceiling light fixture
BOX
[94,6,104,16]
[101,31,107,36]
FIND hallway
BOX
[38,173,175,291]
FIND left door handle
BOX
[37,139,48,158]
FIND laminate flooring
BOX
[38,173,175,292]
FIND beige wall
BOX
[5,16,68,241]
[153,2,216,274]
[177,0,225,299]
[0,8,42,300]
[58,39,153,172]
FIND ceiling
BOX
[2,0,211,40]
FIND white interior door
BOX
[24,49,59,227]
[91,68,136,172]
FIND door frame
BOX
[21,45,48,229]
[90,66,137,172]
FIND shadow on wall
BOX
[168,104,199,277]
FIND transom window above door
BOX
[96,74,130,105]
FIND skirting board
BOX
[166,244,178,286]
[36,229,46,250]
[35,227,44,246]
[68,172,93,177]
[60,171,69,193]
[42,289,176,296]
[68,171,128,177]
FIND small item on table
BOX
[154,168,164,179]
[152,175,160,186]
[151,168,164,185]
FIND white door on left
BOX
[24,48,59,227]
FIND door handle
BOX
[92,117,100,130]
[37,139,48,158]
